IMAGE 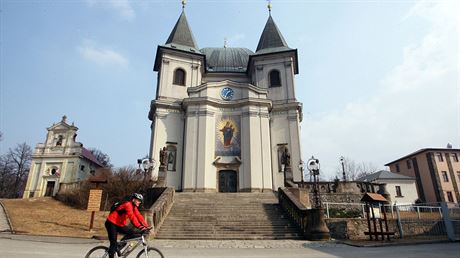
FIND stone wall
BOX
[296,181,390,206]
[325,218,446,240]
[325,218,399,240]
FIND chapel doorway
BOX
[218,170,237,193]
[45,181,55,196]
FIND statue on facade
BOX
[281,147,291,168]
[159,147,168,166]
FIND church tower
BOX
[148,4,302,192]
[248,10,302,186]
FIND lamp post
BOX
[298,160,305,187]
[305,156,330,240]
[307,156,321,208]
[340,156,346,181]
[137,158,156,182]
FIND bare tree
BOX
[0,155,14,197]
[0,142,32,198]
[334,157,379,181]
[89,148,112,168]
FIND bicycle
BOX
[85,231,164,258]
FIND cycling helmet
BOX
[132,193,144,202]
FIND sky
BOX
[0,0,458,179]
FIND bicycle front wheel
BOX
[85,246,109,258]
[136,247,164,258]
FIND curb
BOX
[0,200,14,234]
[0,233,104,244]
[338,239,453,247]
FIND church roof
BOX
[201,47,254,73]
[255,15,292,54]
[164,11,199,52]
[81,147,104,167]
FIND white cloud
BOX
[303,1,459,178]
[86,0,135,20]
[78,39,129,67]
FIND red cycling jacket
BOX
[107,201,149,229]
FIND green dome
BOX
[201,47,254,73]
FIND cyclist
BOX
[105,193,152,258]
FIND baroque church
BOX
[23,116,103,198]
[148,6,303,192]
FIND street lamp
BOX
[307,156,321,208]
[305,156,330,241]
[340,156,346,181]
[137,158,157,180]
[298,160,305,187]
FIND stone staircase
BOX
[155,192,303,240]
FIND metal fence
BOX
[448,207,460,239]
[323,202,458,240]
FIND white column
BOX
[182,112,198,191]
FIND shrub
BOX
[57,166,152,210]
[55,181,91,209]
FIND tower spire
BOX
[165,6,198,50]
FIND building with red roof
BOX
[23,116,104,198]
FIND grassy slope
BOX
[1,197,108,238]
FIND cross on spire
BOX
[267,0,272,15]
[182,0,186,10]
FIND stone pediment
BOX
[47,121,78,132]
[187,80,268,101]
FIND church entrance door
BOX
[45,181,55,196]
[219,170,237,193]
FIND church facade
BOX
[23,116,103,198]
[148,10,303,192]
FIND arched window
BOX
[56,135,63,146]
[173,68,186,86]
[269,70,281,87]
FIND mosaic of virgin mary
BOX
[215,117,241,156]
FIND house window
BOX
[457,171,460,182]
[451,153,459,162]
[446,191,454,202]
[441,171,449,182]
[173,68,186,86]
[395,186,402,197]
[269,70,281,87]
[406,160,412,169]
[395,164,400,173]
[436,152,444,162]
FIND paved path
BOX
[0,235,459,258]
[0,201,12,232]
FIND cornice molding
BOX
[183,97,272,110]
[188,80,268,95]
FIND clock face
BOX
[220,87,234,101]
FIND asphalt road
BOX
[0,235,459,258]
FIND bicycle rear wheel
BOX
[85,246,109,258]
[136,247,164,258]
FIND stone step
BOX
[155,234,304,240]
[156,192,301,240]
